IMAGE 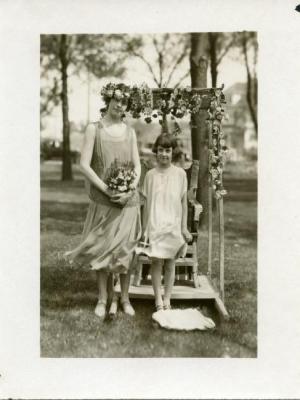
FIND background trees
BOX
[190,33,210,227]
[207,32,236,87]
[125,33,190,89]
[238,32,258,135]
[40,34,137,180]
[125,33,190,133]
[207,31,258,135]
[40,31,257,222]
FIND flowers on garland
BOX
[140,87,206,132]
[100,82,228,199]
[130,83,153,120]
[99,83,207,131]
[170,87,204,117]
[207,88,228,200]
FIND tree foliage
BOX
[238,31,258,135]
[40,34,130,119]
[40,34,138,180]
[207,32,236,87]
[125,33,190,89]
[207,31,258,137]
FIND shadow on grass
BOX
[41,267,97,310]
[41,267,242,358]
[41,179,85,189]
[41,265,257,356]
[41,267,219,321]
[41,201,88,221]
[40,180,257,357]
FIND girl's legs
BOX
[163,259,176,309]
[96,269,109,302]
[151,258,164,309]
[95,270,109,318]
[120,272,135,316]
[108,273,118,317]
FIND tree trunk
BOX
[59,34,73,181]
[190,33,209,228]
[246,73,258,135]
[242,33,258,136]
[161,113,169,134]
[208,32,218,87]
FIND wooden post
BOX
[208,122,213,277]
[218,196,225,301]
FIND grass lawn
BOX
[40,161,257,358]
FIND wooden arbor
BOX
[115,84,229,319]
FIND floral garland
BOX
[207,89,228,199]
[100,82,228,199]
[100,83,205,129]
[130,83,153,119]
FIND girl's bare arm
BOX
[181,192,192,242]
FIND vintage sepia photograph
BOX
[2,0,300,397]
[40,32,258,358]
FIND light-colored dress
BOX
[140,164,187,259]
[65,121,141,273]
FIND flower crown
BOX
[100,83,131,104]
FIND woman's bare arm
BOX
[131,128,141,188]
[79,124,109,195]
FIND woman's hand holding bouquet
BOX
[105,159,137,206]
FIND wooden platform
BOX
[114,275,229,319]
[138,255,195,267]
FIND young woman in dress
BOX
[65,85,141,320]
[140,133,192,311]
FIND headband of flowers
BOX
[100,83,131,104]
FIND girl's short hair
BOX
[152,133,178,154]
[172,147,185,162]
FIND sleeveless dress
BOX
[65,121,141,273]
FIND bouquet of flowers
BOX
[105,158,136,194]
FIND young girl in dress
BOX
[140,133,192,311]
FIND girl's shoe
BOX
[155,304,164,311]
[163,303,172,310]
[94,300,107,320]
[108,299,118,318]
[121,300,135,316]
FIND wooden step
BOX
[138,255,195,266]
[115,275,217,300]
